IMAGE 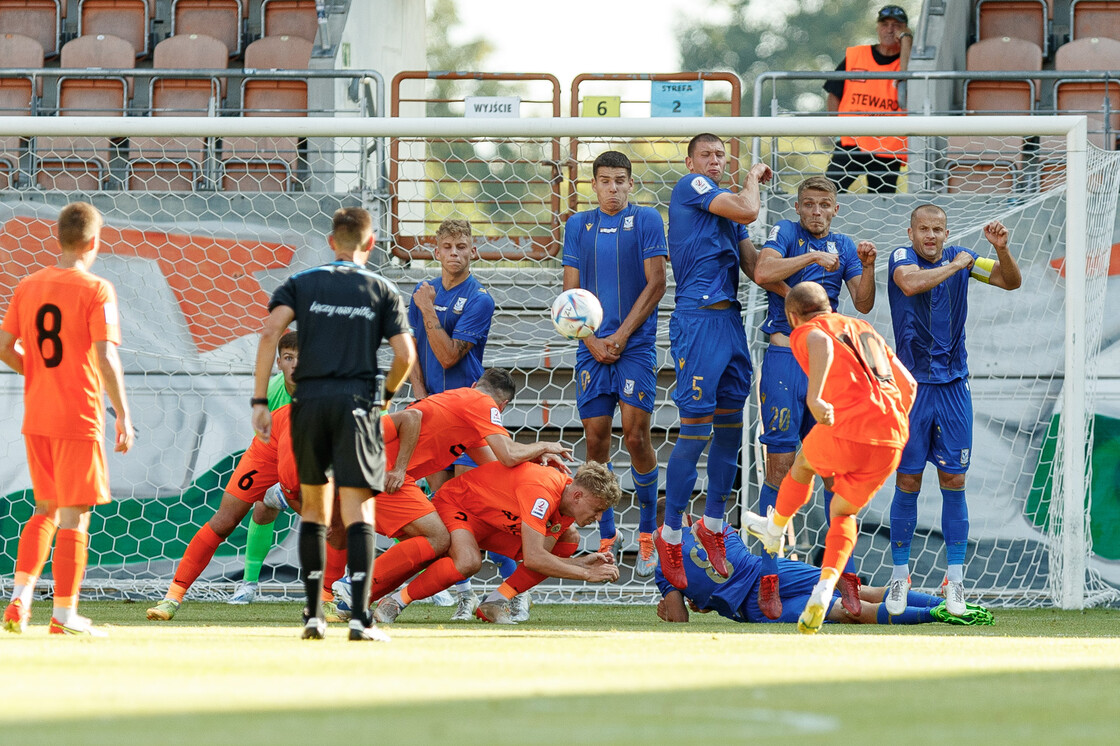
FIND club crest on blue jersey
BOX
[623,216,634,230]
[827,241,837,253]
[453,297,467,313]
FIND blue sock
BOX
[598,463,616,540]
[704,412,742,521]
[487,552,518,580]
[941,486,969,566]
[632,465,659,534]
[908,589,943,608]
[664,422,712,532]
[758,481,780,574]
[889,486,920,566]
[878,603,934,625]
[823,489,857,575]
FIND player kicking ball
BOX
[657,514,993,627]
[742,281,917,633]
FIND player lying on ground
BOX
[743,281,916,633]
[655,515,993,627]
[374,460,621,625]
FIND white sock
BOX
[455,582,474,598]
[660,526,682,544]
[11,583,27,605]
[891,565,910,582]
[52,606,74,625]
[946,564,964,583]
[391,590,408,608]
[483,590,505,605]
[702,515,723,533]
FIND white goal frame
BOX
[0,114,1102,609]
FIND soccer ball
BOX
[551,288,603,340]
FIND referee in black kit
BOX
[252,207,415,642]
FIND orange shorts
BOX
[433,493,524,560]
[374,477,436,539]
[801,427,903,509]
[227,449,280,504]
[24,434,110,507]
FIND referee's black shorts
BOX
[290,391,385,492]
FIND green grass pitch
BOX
[3,602,1119,744]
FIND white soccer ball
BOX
[551,288,603,340]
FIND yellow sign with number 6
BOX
[582,96,621,118]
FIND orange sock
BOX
[775,474,814,526]
[14,514,57,587]
[323,544,347,603]
[168,524,223,602]
[368,536,437,603]
[404,557,465,602]
[51,529,88,610]
[822,514,858,576]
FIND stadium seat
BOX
[78,0,154,57]
[1054,37,1120,149]
[1070,0,1120,42]
[129,33,228,191]
[0,0,62,57]
[976,0,1050,57]
[0,33,43,188]
[172,0,243,56]
[221,34,312,192]
[261,0,317,43]
[35,33,134,191]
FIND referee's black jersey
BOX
[270,260,409,398]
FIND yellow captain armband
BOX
[970,256,996,284]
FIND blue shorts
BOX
[575,343,658,418]
[669,308,752,418]
[742,558,840,624]
[898,378,973,475]
[758,345,814,453]
[452,453,478,469]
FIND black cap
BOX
[877,5,908,23]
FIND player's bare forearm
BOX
[523,534,618,582]
[0,331,24,374]
[990,249,1023,290]
[407,344,428,398]
[420,314,471,369]
[562,266,580,292]
[805,329,834,424]
[755,248,823,285]
[95,341,134,452]
[851,271,876,314]
[486,434,571,467]
[610,256,666,344]
[892,260,970,296]
[657,591,690,623]
[388,407,422,477]
[384,333,416,402]
[256,306,294,399]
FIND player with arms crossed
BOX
[657,133,773,588]
[657,513,992,627]
[1,202,134,636]
[751,175,877,618]
[253,206,415,641]
[885,205,1022,616]
[562,150,667,575]
[743,282,916,633]
[374,460,621,625]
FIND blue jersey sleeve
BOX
[677,174,729,213]
[450,288,495,344]
[763,220,796,258]
[888,245,918,276]
[638,208,668,258]
[840,236,862,283]
[561,213,582,270]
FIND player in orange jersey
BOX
[350,368,572,610]
[742,281,916,634]
[373,460,621,625]
[1,202,134,636]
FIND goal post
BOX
[0,114,1116,611]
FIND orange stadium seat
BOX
[976,0,1050,57]
[946,36,1043,193]
[35,33,134,191]
[78,0,155,57]
[0,33,44,189]
[221,34,312,192]
[1071,1,1120,41]
[129,33,228,190]
[172,0,243,56]
[0,0,62,57]
[262,0,318,43]
[1054,37,1120,149]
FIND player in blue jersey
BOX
[655,514,993,627]
[886,204,1021,617]
[656,133,775,590]
[405,218,512,620]
[562,150,668,577]
[750,175,877,618]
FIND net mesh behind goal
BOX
[1,117,1117,609]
